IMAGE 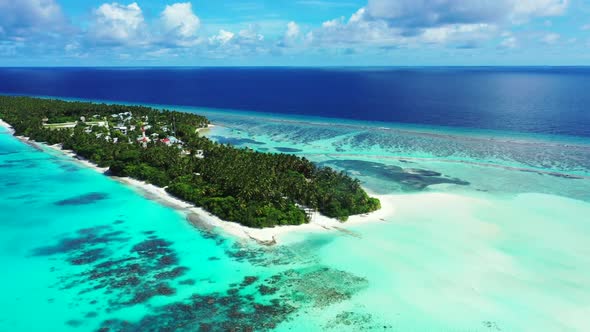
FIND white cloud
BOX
[82,2,269,57]
[542,33,560,44]
[314,13,399,46]
[208,26,265,48]
[364,0,569,28]
[65,42,79,53]
[322,18,342,28]
[304,31,314,44]
[309,6,496,48]
[349,8,366,23]
[499,36,518,49]
[209,30,235,45]
[0,0,65,39]
[146,48,178,57]
[280,21,302,47]
[286,22,300,40]
[161,2,200,38]
[238,25,264,42]
[205,25,269,58]
[511,0,568,20]
[64,41,89,58]
[302,0,570,50]
[365,0,507,27]
[421,24,497,46]
[90,2,146,45]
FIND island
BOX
[0,96,380,228]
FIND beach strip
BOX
[0,119,15,135]
[0,118,395,244]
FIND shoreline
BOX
[0,118,395,245]
[196,124,215,133]
[0,119,15,135]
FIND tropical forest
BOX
[0,96,381,228]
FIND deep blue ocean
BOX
[1,67,590,137]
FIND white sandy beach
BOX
[93,162,395,245]
[196,124,215,133]
[0,119,15,135]
[116,176,396,244]
[0,118,395,244]
[77,148,396,244]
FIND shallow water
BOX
[0,125,372,331]
[202,109,590,330]
[2,105,590,331]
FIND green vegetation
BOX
[0,96,380,228]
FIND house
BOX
[137,128,151,145]
[179,149,204,158]
[85,121,106,129]
[112,112,133,122]
[114,126,128,135]
[162,136,183,146]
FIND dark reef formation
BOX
[321,159,469,192]
[32,225,376,331]
[54,192,109,206]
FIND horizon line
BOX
[2,65,590,69]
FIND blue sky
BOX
[0,0,589,66]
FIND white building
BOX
[114,126,128,135]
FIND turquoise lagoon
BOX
[1,103,590,331]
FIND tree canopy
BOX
[0,96,380,228]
